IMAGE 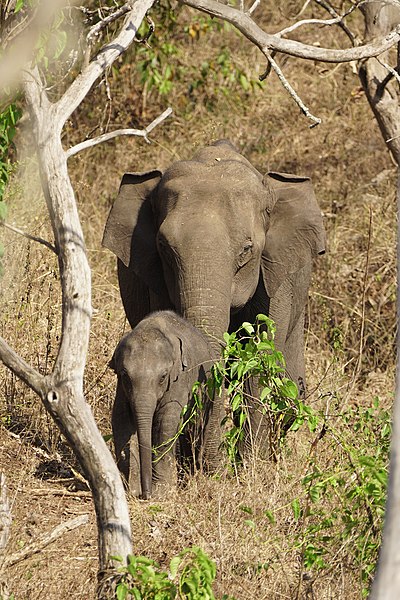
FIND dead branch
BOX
[2,514,89,568]
[66,107,173,158]
[0,336,47,398]
[182,0,400,63]
[262,49,321,127]
[56,0,157,124]
[1,221,57,254]
[313,0,359,44]
[86,2,132,43]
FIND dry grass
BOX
[0,1,396,598]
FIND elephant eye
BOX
[238,240,253,267]
[159,372,168,385]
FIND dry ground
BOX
[0,2,397,598]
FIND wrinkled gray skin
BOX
[109,311,214,499]
[103,140,325,455]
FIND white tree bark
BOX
[0,1,161,592]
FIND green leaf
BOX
[116,583,128,600]
[280,379,298,400]
[264,509,275,524]
[291,498,301,520]
[15,0,25,13]
[169,556,180,578]
[259,386,272,402]
[241,322,254,335]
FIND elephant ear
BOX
[262,172,326,298]
[102,171,164,294]
[169,335,189,385]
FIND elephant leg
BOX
[112,380,141,496]
[282,306,306,398]
[200,388,225,473]
[241,266,310,460]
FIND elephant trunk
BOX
[132,401,155,500]
[176,263,232,472]
[178,264,232,356]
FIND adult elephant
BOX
[103,140,325,447]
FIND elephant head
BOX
[103,140,325,387]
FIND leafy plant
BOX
[283,398,389,595]
[113,546,234,600]
[209,314,301,466]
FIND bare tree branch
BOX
[86,2,132,43]
[378,58,400,86]
[0,337,47,398]
[262,49,322,127]
[313,0,359,44]
[1,221,58,254]
[182,0,400,63]
[66,107,173,158]
[247,0,260,16]
[56,0,157,124]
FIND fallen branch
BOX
[3,514,89,568]
[66,107,173,158]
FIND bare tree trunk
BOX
[369,173,400,599]
[1,4,159,590]
[359,2,400,166]
[22,68,133,572]
[360,4,400,598]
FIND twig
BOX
[378,58,400,86]
[66,107,173,158]
[246,0,260,15]
[1,221,57,254]
[313,0,359,45]
[2,514,89,567]
[277,15,351,38]
[31,489,92,498]
[262,49,322,127]
[86,3,131,43]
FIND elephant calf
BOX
[109,311,216,499]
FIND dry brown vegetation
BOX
[0,2,396,598]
